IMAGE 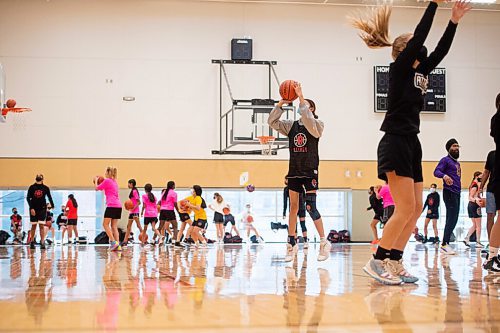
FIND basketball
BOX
[247,215,254,223]
[279,80,298,101]
[179,199,190,212]
[5,99,16,108]
[124,199,134,211]
[94,176,104,185]
[222,207,230,215]
[246,184,255,192]
[479,198,486,208]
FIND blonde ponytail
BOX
[106,166,118,180]
[350,5,393,49]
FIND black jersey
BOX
[27,183,54,211]
[423,192,440,215]
[485,150,496,193]
[380,2,457,135]
[287,121,319,178]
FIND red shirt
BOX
[66,199,78,219]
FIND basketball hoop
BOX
[257,136,275,155]
[1,107,31,130]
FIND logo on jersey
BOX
[429,198,434,206]
[34,190,43,198]
[293,133,308,152]
[414,73,428,95]
[456,163,461,178]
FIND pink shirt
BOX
[142,193,158,218]
[160,190,178,210]
[130,188,140,214]
[379,185,395,208]
[96,178,121,208]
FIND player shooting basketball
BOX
[268,82,331,263]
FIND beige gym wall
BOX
[0,158,484,189]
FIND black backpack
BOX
[94,231,109,244]
[338,230,350,243]
[327,230,339,243]
[0,230,10,245]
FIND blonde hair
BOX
[350,6,412,60]
[105,166,117,180]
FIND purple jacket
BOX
[434,155,461,194]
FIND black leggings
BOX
[442,189,461,245]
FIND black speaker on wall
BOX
[231,38,252,61]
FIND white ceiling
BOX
[176,0,500,11]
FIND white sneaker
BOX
[363,258,402,285]
[285,243,298,262]
[476,242,485,248]
[317,240,331,262]
[386,259,419,283]
[463,239,470,248]
[440,245,457,255]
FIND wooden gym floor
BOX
[0,243,499,332]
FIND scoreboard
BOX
[374,66,446,113]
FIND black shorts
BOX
[377,133,423,183]
[381,205,395,224]
[467,202,482,218]
[179,213,191,222]
[287,177,319,193]
[224,217,235,226]
[128,213,139,219]
[67,219,78,226]
[193,219,207,229]
[373,213,382,222]
[426,213,439,220]
[144,217,158,225]
[298,208,306,219]
[214,212,224,223]
[104,207,122,219]
[159,210,176,221]
[30,209,47,223]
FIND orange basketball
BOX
[5,99,16,108]
[179,200,190,212]
[94,176,105,185]
[124,199,134,211]
[279,80,298,101]
[479,198,486,208]
[247,215,254,223]
[222,207,230,215]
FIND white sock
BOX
[489,247,499,260]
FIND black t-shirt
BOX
[287,121,319,178]
[380,2,457,135]
[485,150,496,193]
[56,213,68,225]
[423,192,440,214]
[26,183,54,211]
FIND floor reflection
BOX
[0,243,499,332]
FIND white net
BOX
[258,136,275,155]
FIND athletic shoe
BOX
[109,241,120,251]
[482,244,489,255]
[317,240,331,262]
[463,239,470,248]
[46,239,53,245]
[174,241,183,248]
[363,258,402,285]
[159,236,165,246]
[304,240,309,249]
[370,239,380,245]
[30,242,35,249]
[285,243,298,263]
[432,237,440,245]
[476,242,485,248]
[387,259,419,283]
[258,237,265,244]
[121,242,128,248]
[485,256,500,273]
[484,257,494,270]
[440,245,457,255]
[422,236,428,244]
[40,242,46,250]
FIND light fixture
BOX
[122,96,135,102]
